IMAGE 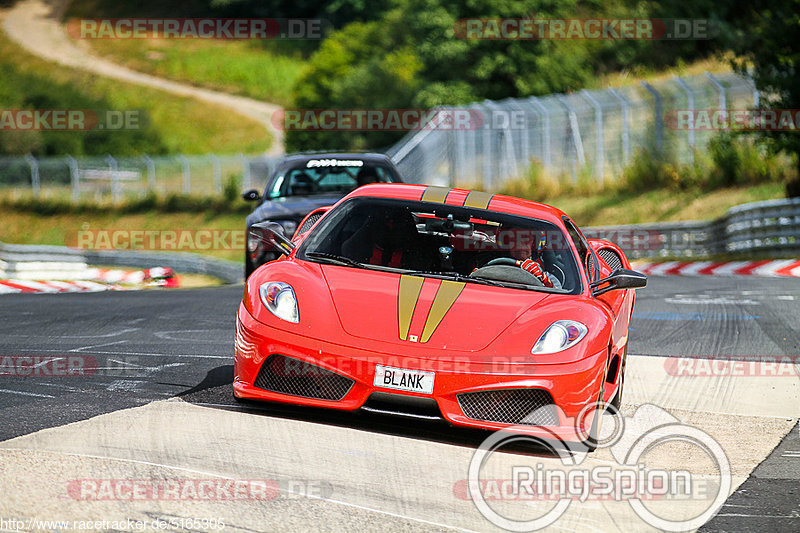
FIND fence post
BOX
[557,95,585,182]
[505,99,527,178]
[66,155,79,202]
[528,97,551,170]
[142,155,156,192]
[178,154,191,194]
[239,153,251,190]
[641,81,663,153]
[705,72,727,111]
[105,154,120,204]
[673,76,696,164]
[473,103,491,190]
[608,88,630,166]
[25,154,40,198]
[747,74,760,108]
[454,110,468,187]
[581,89,604,183]
[209,153,222,194]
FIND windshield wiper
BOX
[401,270,509,288]
[305,252,366,269]
[403,270,556,292]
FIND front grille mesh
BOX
[457,389,558,426]
[254,354,353,401]
[298,212,324,234]
[598,248,623,271]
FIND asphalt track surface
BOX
[0,276,798,531]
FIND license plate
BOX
[374,365,435,394]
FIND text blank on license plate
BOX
[374,365,435,394]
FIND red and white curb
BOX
[632,259,800,278]
[0,267,178,294]
[0,279,113,294]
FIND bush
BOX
[708,133,790,187]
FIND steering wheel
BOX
[550,263,566,287]
[485,257,519,267]
[485,257,567,288]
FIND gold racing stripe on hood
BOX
[463,190,494,209]
[420,280,466,343]
[421,186,451,204]
[398,275,424,341]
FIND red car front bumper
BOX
[234,304,608,443]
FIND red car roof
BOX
[342,184,569,226]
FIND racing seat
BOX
[341,209,431,270]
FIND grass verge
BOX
[65,0,306,107]
[0,28,271,154]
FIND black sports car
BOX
[243,152,403,278]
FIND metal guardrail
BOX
[583,198,800,259]
[1,198,797,282]
[0,242,242,284]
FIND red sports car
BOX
[234,184,646,448]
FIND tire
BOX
[244,250,255,280]
[582,405,600,452]
[610,345,627,410]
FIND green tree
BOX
[727,0,800,196]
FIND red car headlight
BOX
[531,320,588,354]
[259,281,299,323]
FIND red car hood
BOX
[322,266,549,352]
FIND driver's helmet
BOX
[511,229,547,261]
[289,172,314,195]
[536,230,547,256]
[356,166,380,187]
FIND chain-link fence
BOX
[0,153,282,202]
[387,71,759,188]
[0,71,759,200]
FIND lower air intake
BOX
[457,389,558,426]
[254,354,354,401]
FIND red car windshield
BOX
[298,197,583,294]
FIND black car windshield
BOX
[267,160,397,199]
[297,197,582,294]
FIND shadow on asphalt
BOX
[177,365,576,458]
